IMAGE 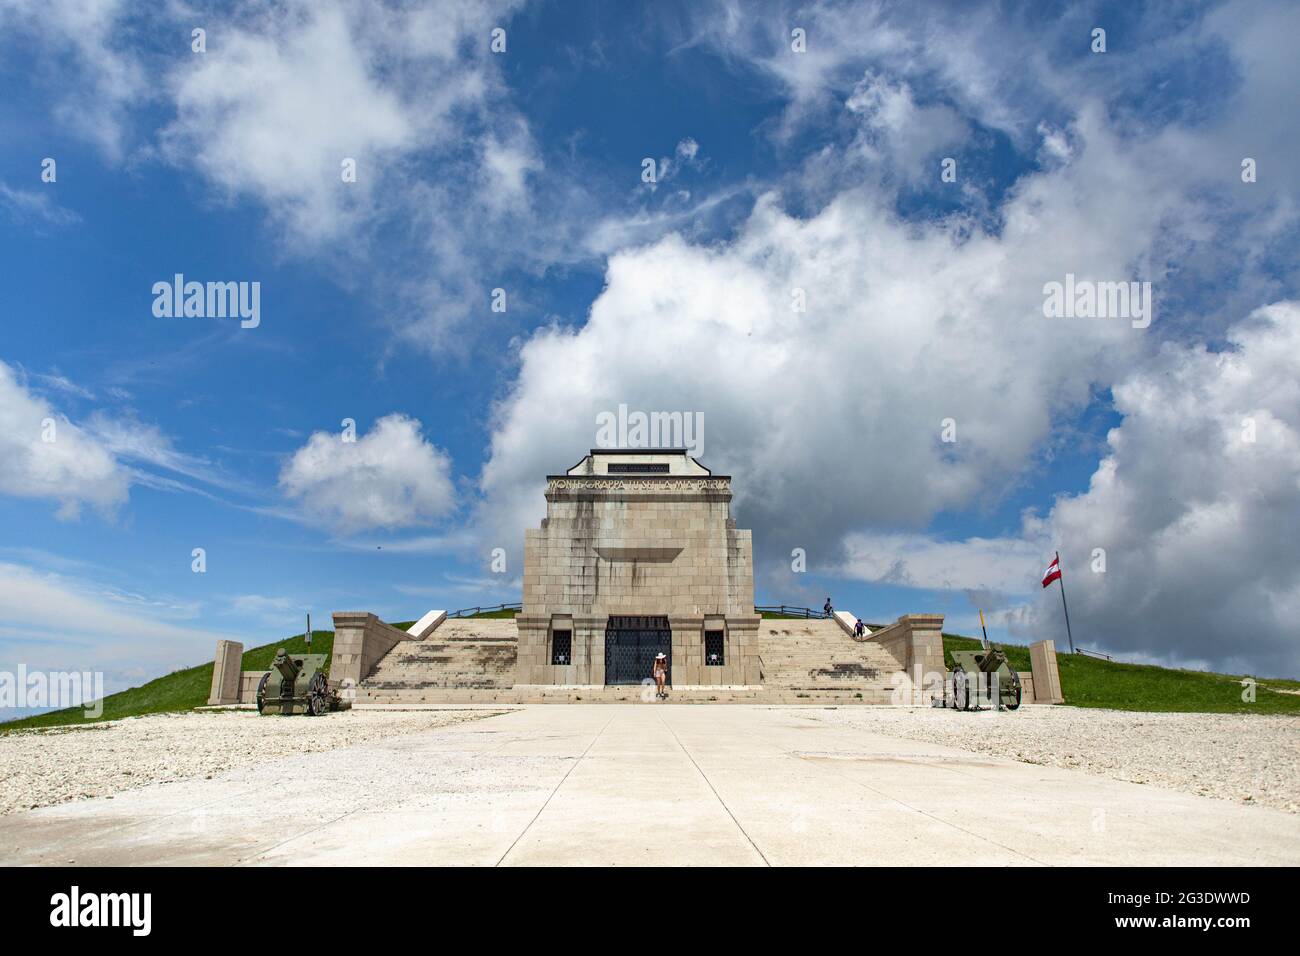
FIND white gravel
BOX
[796,706,1300,813]
[0,708,503,815]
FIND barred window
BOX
[607,462,670,473]
[551,630,572,666]
[705,631,725,666]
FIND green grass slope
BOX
[5,615,1296,730]
[943,633,1300,714]
[1,631,337,732]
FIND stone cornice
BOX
[545,476,732,494]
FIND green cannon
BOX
[256,648,340,715]
[948,611,1022,711]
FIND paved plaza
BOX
[3,705,1296,866]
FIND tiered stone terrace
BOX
[356,616,907,704]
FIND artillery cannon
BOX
[256,648,341,715]
[948,611,1022,711]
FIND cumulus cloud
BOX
[834,303,1300,676]
[477,102,1184,564]
[160,1,433,243]
[0,361,128,518]
[280,414,456,534]
[1038,303,1300,675]
[6,0,545,348]
[154,0,559,349]
[150,0,558,359]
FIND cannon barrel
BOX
[977,647,1008,673]
[272,648,300,682]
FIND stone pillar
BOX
[1030,639,1064,703]
[670,614,704,686]
[726,614,761,685]
[207,640,244,705]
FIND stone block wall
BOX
[519,467,760,686]
[331,612,410,689]
[239,671,263,704]
[865,614,946,704]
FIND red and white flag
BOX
[1041,555,1062,588]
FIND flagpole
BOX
[1055,550,1076,654]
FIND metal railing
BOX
[1074,646,1113,661]
[754,604,831,619]
[446,602,523,619]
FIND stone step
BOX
[354,616,909,704]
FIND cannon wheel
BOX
[952,666,969,711]
[255,671,270,714]
[1004,671,1022,711]
[306,672,330,716]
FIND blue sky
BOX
[2,0,1298,707]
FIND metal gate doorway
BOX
[604,615,671,685]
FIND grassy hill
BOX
[0,630,348,732]
[943,633,1300,714]
[4,615,1296,731]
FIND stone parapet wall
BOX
[865,614,946,705]
[239,671,263,704]
[331,612,410,691]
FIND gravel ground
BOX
[797,706,1300,813]
[0,709,503,815]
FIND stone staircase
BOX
[356,619,518,703]
[756,618,904,704]
[353,615,905,705]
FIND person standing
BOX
[652,652,668,700]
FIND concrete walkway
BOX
[3,705,1297,866]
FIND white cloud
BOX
[840,531,1043,595]
[1039,302,1300,675]
[83,410,246,495]
[831,303,1300,676]
[477,102,1183,565]
[845,72,967,179]
[0,183,81,227]
[0,0,146,158]
[0,361,128,518]
[160,2,418,243]
[0,561,239,697]
[479,126,543,218]
[150,0,533,250]
[279,414,456,533]
[0,361,254,516]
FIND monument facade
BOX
[515,449,761,688]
